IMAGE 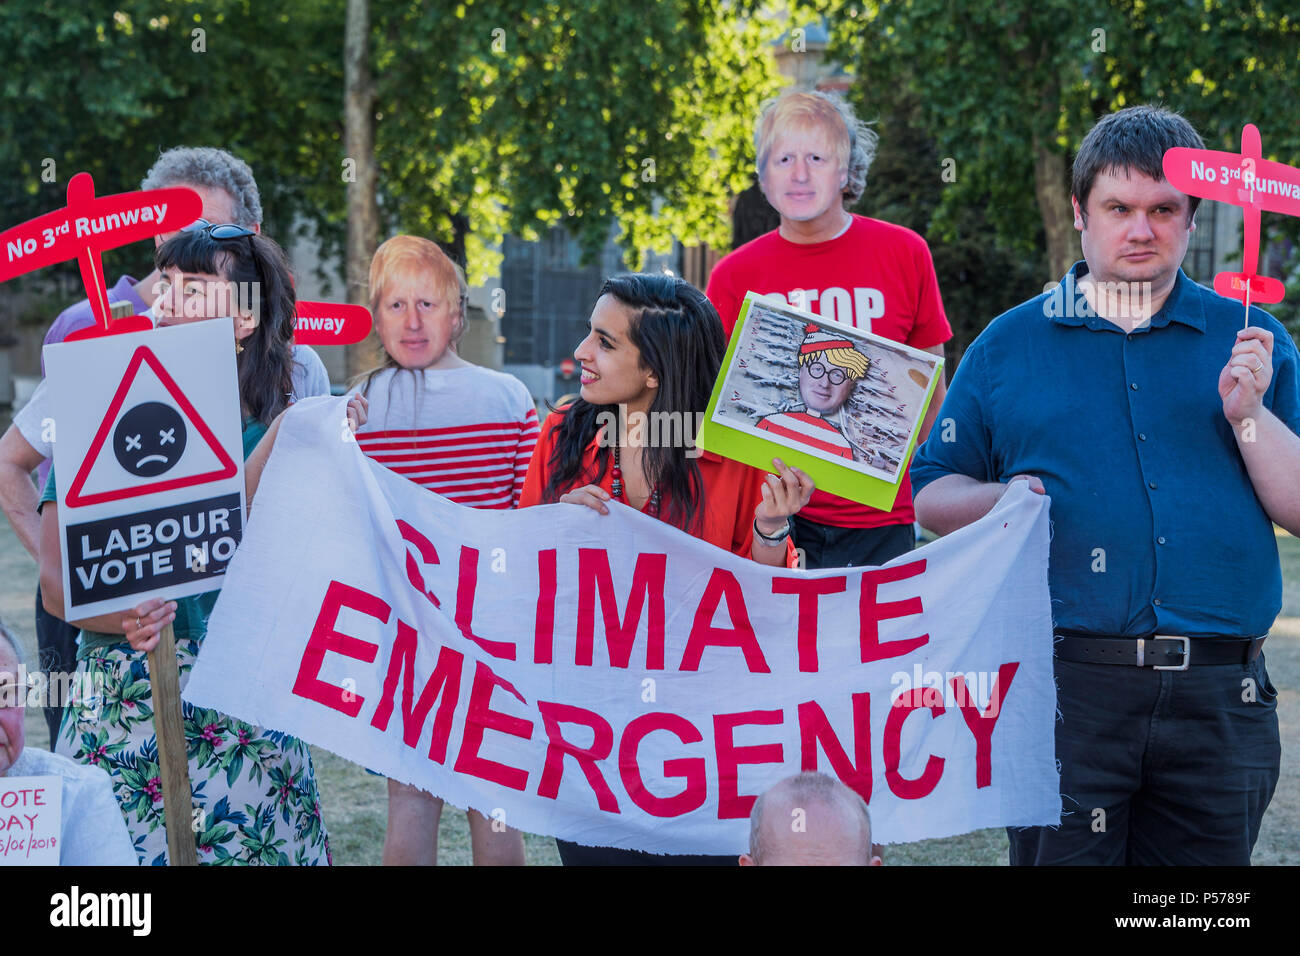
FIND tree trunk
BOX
[444,213,469,272]
[1033,132,1079,281]
[344,0,380,379]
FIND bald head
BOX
[740,772,880,866]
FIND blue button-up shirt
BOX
[911,264,1300,637]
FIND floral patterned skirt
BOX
[57,636,331,866]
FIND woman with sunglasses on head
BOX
[518,272,815,865]
[36,226,338,865]
[344,235,537,866]
[162,219,332,404]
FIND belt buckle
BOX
[1152,635,1190,671]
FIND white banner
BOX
[186,397,1059,854]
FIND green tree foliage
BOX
[0,0,344,284]
[816,0,1300,302]
[853,90,1044,362]
[1,0,781,291]
[370,0,782,281]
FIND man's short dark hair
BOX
[1072,105,1205,222]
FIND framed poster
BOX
[697,293,943,511]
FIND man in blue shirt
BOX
[911,105,1300,865]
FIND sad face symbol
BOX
[113,402,187,477]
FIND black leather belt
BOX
[1053,630,1266,670]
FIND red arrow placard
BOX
[0,172,201,337]
[1212,272,1285,305]
[294,301,373,345]
[1163,125,1300,319]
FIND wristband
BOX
[753,517,792,546]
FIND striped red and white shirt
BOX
[755,410,856,460]
[350,366,540,509]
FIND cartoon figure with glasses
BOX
[756,324,870,460]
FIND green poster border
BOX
[696,292,944,511]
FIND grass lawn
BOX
[5,505,1297,865]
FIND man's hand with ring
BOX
[122,598,177,653]
[1220,327,1273,426]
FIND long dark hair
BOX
[542,273,725,534]
[155,230,296,425]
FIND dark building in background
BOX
[500,225,678,404]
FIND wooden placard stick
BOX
[147,620,198,866]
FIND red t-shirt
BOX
[520,411,796,567]
[705,215,952,528]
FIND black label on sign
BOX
[65,493,243,606]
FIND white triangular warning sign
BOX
[65,345,238,507]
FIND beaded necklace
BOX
[611,444,661,516]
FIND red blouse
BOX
[520,411,797,567]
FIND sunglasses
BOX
[174,219,265,333]
[181,218,256,241]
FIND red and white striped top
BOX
[350,366,540,509]
[755,410,856,460]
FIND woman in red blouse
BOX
[520,272,814,864]
[520,273,813,563]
